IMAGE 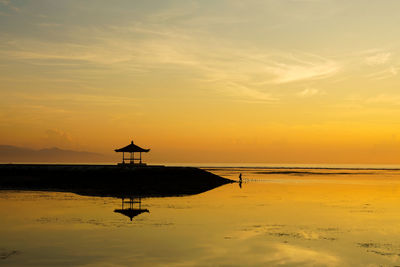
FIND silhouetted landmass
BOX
[0,145,112,163]
[0,164,233,198]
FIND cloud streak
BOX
[0,0,20,12]
[365,52,391,66]
[0,10,342,102]
[268,57,339,84]
[297,88,324,97]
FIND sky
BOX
[1,0,400,164]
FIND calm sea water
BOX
[2,167,400,266]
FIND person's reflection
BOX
[114,197,149,221]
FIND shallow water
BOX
[2,168,400,266]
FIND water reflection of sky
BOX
[2,168,400,266]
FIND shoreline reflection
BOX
[114,197,149,221]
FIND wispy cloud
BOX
[268,56,339,84]
[0,0,20,12]
[297,88,324,97]
[220,82,277,102]
[366,94,400,105]
[366,66,399,80]
[1,92,141,107]
[0,14,341,102]
[365,52,391,66]
[354,48,398,80]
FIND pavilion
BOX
[114,197,149,221]
[115,140,150,165]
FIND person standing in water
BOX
[239,173,243,188]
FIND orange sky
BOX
[1,1,400,164]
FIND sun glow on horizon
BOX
[1,1,400,164]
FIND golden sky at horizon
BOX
[1,0,400,164]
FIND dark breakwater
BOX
[0,164,234,198]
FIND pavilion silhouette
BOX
[114,197,149,221]
[115,140,150,166]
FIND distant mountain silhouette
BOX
[0,145,112,163]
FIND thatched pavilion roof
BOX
[115,141,150,153]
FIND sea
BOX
[2,164,400,266]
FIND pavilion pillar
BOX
[139,152,142,164]
[122,152,125,164]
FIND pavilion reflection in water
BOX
[114,197,149,221]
